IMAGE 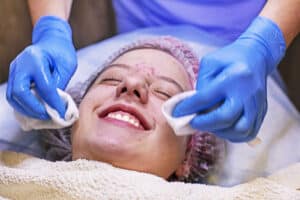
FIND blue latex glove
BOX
[6,16,77,120]
[173,16,286,142]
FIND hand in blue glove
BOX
[173,16,286,142]
[6,16,77,120]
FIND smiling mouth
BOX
[98,104,151,131]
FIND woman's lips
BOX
[102,114,144,130]
[98,104,152,131]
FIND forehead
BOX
[111,48,191,90]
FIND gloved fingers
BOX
[6,60,49,119]
[52,52,77,89]
[33,61,66,118]
[215,98,257,142]
[11,91,49,119]
[11,75,50,120]
[216,95,266,142]
[6,60,17,104]
[172,83,224,117]
[52,69,67,90]
[238,113,262,142]
[198,53,226,81]
[237,98,257,137]
[214,125,255,142]
[6,62,29,117]
[244,94,268,141]
[189,98,243,132]
[7,99,32,118]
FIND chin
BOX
[83,130,140,162]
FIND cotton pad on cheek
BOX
[161,90,261,146]
[161,90,197,136]
[15,89,79,131]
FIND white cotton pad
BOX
[161,90,197,136]
[15,89,79,131]
[162,90,261,146]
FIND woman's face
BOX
[72,48,192,178]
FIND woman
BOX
[1,36,299,199]
[39,36,225,183]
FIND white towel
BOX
[15,89,79,131]
[0,151,299,200]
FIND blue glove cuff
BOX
[32,16,73,43]
[239,16,286,74]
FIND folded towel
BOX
[14,89,79,131]
[0,151,299,200]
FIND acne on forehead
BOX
[135,62,190,91]
[134,63,156,76]
[133,61,190,91]
[114,49,191,89]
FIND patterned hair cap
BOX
[71,36,199,101]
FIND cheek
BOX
[149,97,176,133]
[79,86,115,115]
[152,123,188,176]
[149,97,187,160]
[79,91,99,111]
[71,87,113,152]
[156,124,187,158]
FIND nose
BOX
[116,76,149,104]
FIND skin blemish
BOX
[134,62,156,77]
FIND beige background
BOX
[0,0,299,110]
[0,0,115,83]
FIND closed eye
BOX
[102,78,121,82]
[154,89,172,99]
[100,78,122,85]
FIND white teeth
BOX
[123,115,130,121]
[106,112,141,128]
[129,119,135,124]
[116,113,122,120]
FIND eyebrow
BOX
[106,63,185,92]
